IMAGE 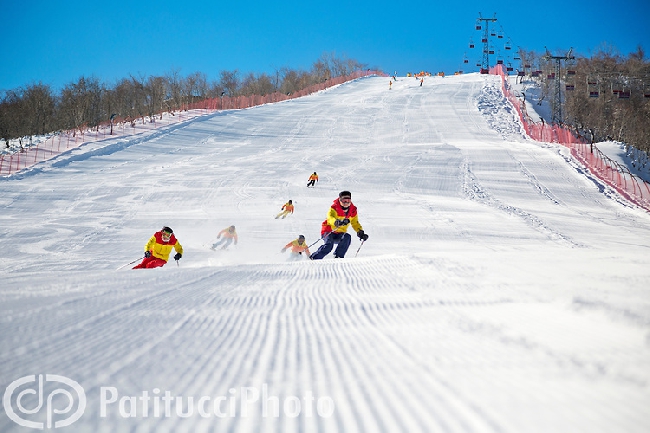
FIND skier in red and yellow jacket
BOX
[310,190,368,260]
[133,226,183,269]
[281,235,311,260]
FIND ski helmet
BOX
[162,226,173,234]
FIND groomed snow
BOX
[1,73,649,433]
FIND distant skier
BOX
[211,225,238,250]
[281,235,312,260]
[307,172,319,188]
[310,191,369,260]
[133,226,183,269]
[275,200,294,219]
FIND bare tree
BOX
[57,77,101,133]
[165,68,184,112]
[23,83,56,136]
[145,76,166,119]
[0,89,23,143]
[219,70,240,97]
[185,72,208,108]
[240,72,275,96]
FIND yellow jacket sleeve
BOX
[144,235,156,252]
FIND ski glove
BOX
[357,230,369,241]
[174,253,182,261]
[334,218,350,227]
[144,251,152,258]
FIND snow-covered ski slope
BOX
[1,74,649,433]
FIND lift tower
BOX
[543,47,575,124]
[476,13,497,74]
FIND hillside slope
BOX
[1,74,649,433]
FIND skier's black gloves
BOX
[174,253,182,261]
[144,251,151,258]
[357,230,369,241]
[334,218,350,227]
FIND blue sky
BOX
[1,0,648,91]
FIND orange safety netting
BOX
[491,64,650,212]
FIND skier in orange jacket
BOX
[211,225,238,250]
[275,200,294,219]
[281,235,311,260]
[307,172,319,187]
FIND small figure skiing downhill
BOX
[310,190,368,260]
[275,200,294,219]
[307,172,319,187]
[281,235,312,260]
[133,226,183,269]
[211,225,238,250]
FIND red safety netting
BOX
[491,64,650,212]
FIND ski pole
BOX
[116,256,144,270]
[307,237,323,248]
[354,240,366,258]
